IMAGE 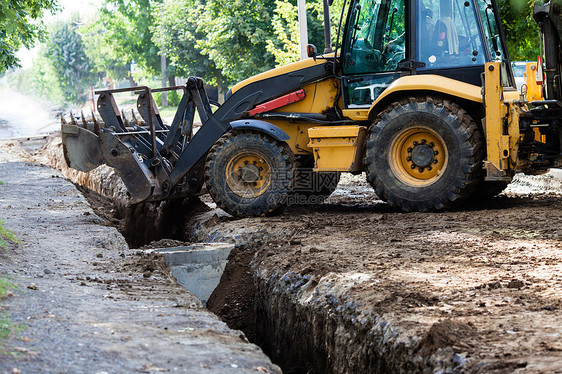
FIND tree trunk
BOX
[217,75,225,104]
[128,75,137,96]
[161,55,168,107]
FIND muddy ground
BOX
[3,135,562,373]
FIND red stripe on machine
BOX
[248,89,306,116]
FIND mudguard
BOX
[230,119,290,142]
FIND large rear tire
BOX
[364,96,483,211]
[205,131,294,217]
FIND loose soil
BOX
[4,135,562,372]
[190,172,562,373]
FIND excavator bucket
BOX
[60,81,216,204]
[61,113,153,203]
[61,124,104,173]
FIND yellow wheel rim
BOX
[389,127,448,186]
[226,152,271,198]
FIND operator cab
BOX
[340,0,514,108]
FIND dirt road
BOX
[0,142,280,373]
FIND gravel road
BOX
[0,144,280,373]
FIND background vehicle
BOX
[62,0,562,217]
[512,61,533,89]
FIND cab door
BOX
[341,0,407,109]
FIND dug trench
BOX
[35,135,562,372]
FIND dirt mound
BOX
[416,319,478,356]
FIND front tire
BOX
[364,96,483,211]
[205,131,294,217]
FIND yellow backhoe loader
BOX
[62,0,562,217]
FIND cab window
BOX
[416,0,486,69]
[343,0,406,75]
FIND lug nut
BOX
[419,168,424,172]
[434,150,439,155]
[406,156,412,161]
[429,142,434,147]
[411,165,416,169]
[433,159,438,164]
[407,147,413,153]
[428,166,432,171]
[244,161,249,165]
[253,182,257,186]
[421,139,426,144]
[259,167,263,171]
[253,161,257,164]
[413,141,418,146]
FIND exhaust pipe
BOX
[323,0,333,54]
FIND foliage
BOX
[264,0,349,66]
[94,0,162,79]
[197,0,279,84]
[0,0,59,73]
[152,0,222,84]
[498,0,540,61]
[46,18,99,103]
[0,219,18,250]
[80,19,131,82]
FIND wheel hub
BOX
[226,153,271,198]
[410,143,435,168]
[240,164,260,183]
[390,127,447,185]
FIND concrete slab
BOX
[153,243,234,304]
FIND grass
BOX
[0,278,14,299]
[0,219,18,250]
[0,278,22,343]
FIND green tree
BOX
[0,0,59,72]
[198,0,278,83]
[80,20,131,83]
[266,0,335,66]
[94,0,162,81]
[152,0,222,85]
[47,18,98,103]
[498,0,540,61]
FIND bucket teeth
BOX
[60,114,68,126]
[69,111,78,126]
[121,109,131,127]
[131,109,143,126]
[81,110,88,129]
[91,109,100,134]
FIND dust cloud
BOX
[0,86,58,139]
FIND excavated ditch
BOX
[33,134,562,373]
